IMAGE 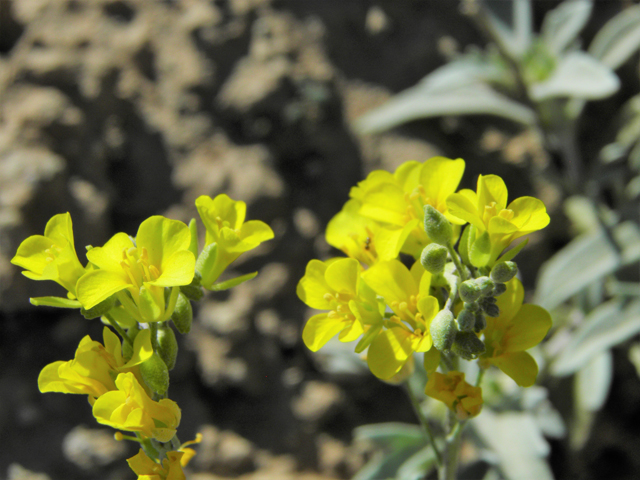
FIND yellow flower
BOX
[76,216,195,323]
[424,371,483,420]
[361,259,439,379]
[297,257,384,352]
[325,199,413,266]
[479,278,552,387]
[92,372,181,442]
[446,174,549,266]
[127,449,187,480]
[11,213,86,298]
[195,194,274,288]
[354,157,466,257]
[38,327,153,403]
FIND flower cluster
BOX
[298,157,552,418]
[13,195,273,477]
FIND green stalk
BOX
[405,383,443,468]
[104,313,133,346]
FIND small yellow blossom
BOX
[361,259,439,379]
[424,371,483,420]
[38,327,153,403]
[92,372,181,442]
[195,194,274,288]
[11,213,86,298]
[447,174,549,266]
[353,157,466,257]
[76,216,195,322]
[127,449,187,480]
[297,257,384,352]
[480,278,552,387]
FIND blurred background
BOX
[1,1,640,479]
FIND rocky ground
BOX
[1,1,637,479]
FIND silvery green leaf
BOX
[513,0,533,55]
[551,299,640,376]
[541,0,593,55]
[574,349,613,411]
[396,446,437,480]
[529,52,619,101]
[355,82,535,134]
[628,342,640,377]
[535,222,640,310]
[589,5,640,69]
[473,409,554,480]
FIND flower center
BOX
[120,247,160,288]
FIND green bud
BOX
[180,271,204,301]
[459,280,482,303]
[490,261,518,283]
[140,352,170,395]
[420,243,448,274]
[423,205,453,246]
[464,301,479,312]
[156,324,178,371]
[474,312,486,333]
[481,299,500,318]
[452,331,485,360]
[171,293,193,334]
[475,276,495,296]
[80,295,116,320]
[122,324,141,362]
[430,309,457,352]
[493,283,507,296]
[456,309,476,332]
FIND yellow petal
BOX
[86,233,134,271]
[417,295,440,323]
[325,258,359,296]
[76,269,130,310]
[419,157,465,211]
[302,313,345,351]
[477,175,508,212]
[361,259,417,306]
[367,327,413,379]
[447,193,484,230]
[507,197,550,232]
[423,347,440,374]
[296,260,332,310]
[493,278,525,327]
[360,183,409,227]
[504,305,552,352]
[491,351,539,387]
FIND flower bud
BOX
[452,331,485,360]
[493,283,507,296]
[464,301,479,312]
[423,205,453,246]
[156,324,178,371]
[140,352,170,395]
[490,261,518,283]
[474,312,486,333]
[420,243,448,274]
[430,309,457,352]
[80,295,116,320]
[180,271,204,301]
[481,299,500,318]
[171,293,193,334]
[475,276,495,296]
[459,280,482,303]
[456,309,476,332]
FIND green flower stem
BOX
[405,382,443,468]
[446,245,467,282]
[149,322,159,351]
[475,367,486,387]
[137,432,160,460]
[104,313,133,347]
[440,419,467,480]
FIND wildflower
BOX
[447,174,549,266]
[38,327,153,403]
[424,371,483,420]
[76,216,195,323]
[297,257,383,352]
[354,157,466,257]
[11,213,86,298]
[325,199,413,266]
[127,449,187,480]
[479,278,552,387]
[92,372,181,442]
[361,259,439,379]
[195,194,274,288]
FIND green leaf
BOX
[473,409,554,480]
[396,446,437,480]
[574,350,613,412]
[541,0,593,55]
[29,296,82,308]
[551,299,640,376]
[496,237,529,263]
[530,52,619,101]
[458,225,472,267]
[535,222,640,310]
[589,5,640,69]
[208,271,258,291]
